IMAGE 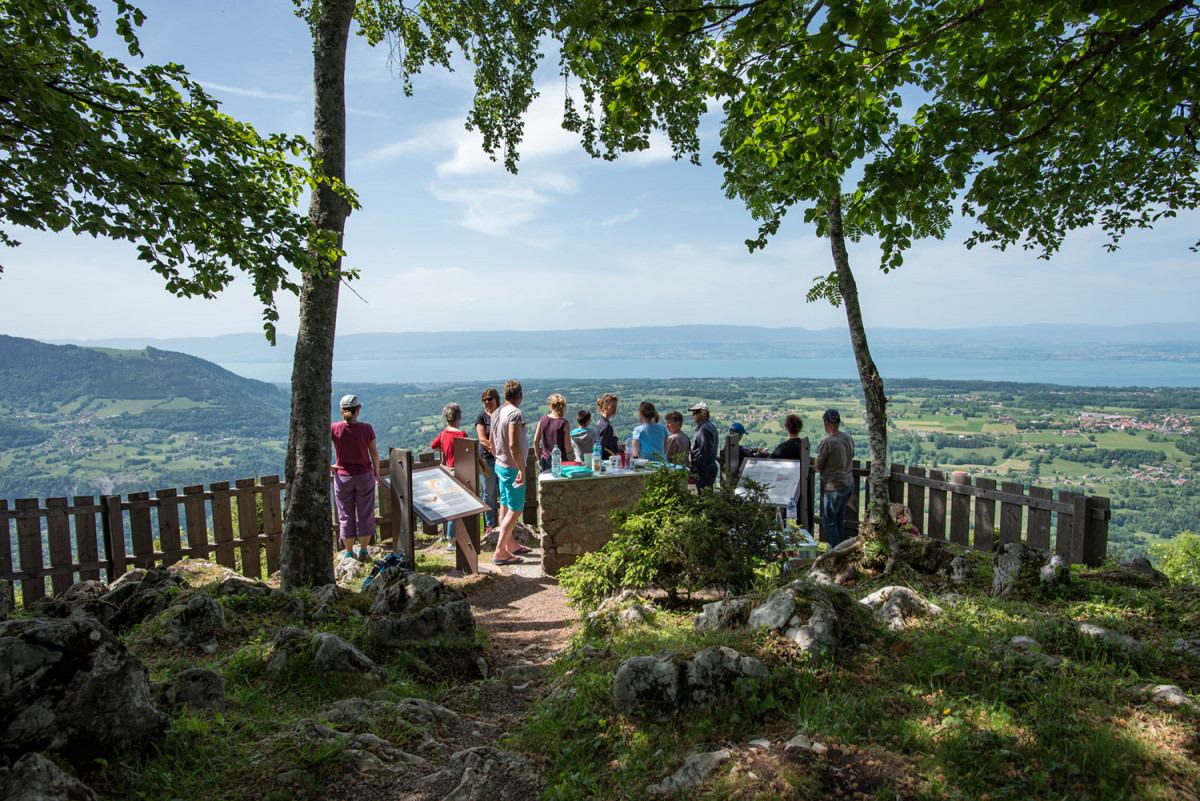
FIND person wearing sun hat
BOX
[816,408,855,547]
[330,393,379,561]
[688,401,720,490]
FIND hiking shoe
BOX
[343,549,355,560]
[357,548,370,561]
[446,542,457,554]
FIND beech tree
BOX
[558,0,1200,555]
[0,0,342,338]
[281,0,552,587]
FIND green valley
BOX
[2,336,1197,561]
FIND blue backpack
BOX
[362,551,410,588]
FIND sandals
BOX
[513,545,533,555]
[492,555,524,565]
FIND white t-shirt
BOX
[491,403,527,470]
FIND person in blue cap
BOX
[815,409,855,547]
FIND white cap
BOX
[339,394,361,409]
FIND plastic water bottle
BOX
[787,497,798,533]
[593,441,603,473]
[625,435,634,467]
[551,445,562,477]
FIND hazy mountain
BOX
[0,335,288,434]
[54,323,1200,364]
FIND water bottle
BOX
[551,445,562,477]
[787,496,798,527]
[593,441,603,473]
[625,435,634,467]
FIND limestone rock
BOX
[684,646,768,707]
[992,542,1067,598]
[693,599,751,633]
[367,574,475,650]
[747,589,796,631]
[938,592,966,608]
[616,605,655,628]
[1170,638,1200,658]
[312,632,387,680]
[1039,554,1070,586]
[60,581,109,602]
[611,655,680,721]
[949,556,971,586]
[0,616,166,761]
[502,663,545,684]
[0,752,97,801]
[106,584,176,632]
[260,718,424,778]
[150,668,225,715]
[1006,635,1062,668]
[417,746,544,801]
[612,647,767,719]
[1135,684,1198,711]
[859,586,944,631]
[647,750,732,795]
[216,577,271,598]
[1072,621,1143,654]
[161,593,225,648]
[749,579,869,664]
[319,697,461,730]
[312,583,358,606]
[1119,557,1169,585]
[334,553,368,585]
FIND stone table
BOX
[538,468,651,576]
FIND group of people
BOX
[329,385,860,564]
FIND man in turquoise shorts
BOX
[490,379,530,565]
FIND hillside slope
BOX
[0,336,289,500]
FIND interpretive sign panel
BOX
[405,464,487,525]
[737,459,803,507]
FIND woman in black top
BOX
[771,414,806,460]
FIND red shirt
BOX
[431,428,467,467]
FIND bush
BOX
[558,467,779,608]
[1150,530,1200,586]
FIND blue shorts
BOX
[496,465,526,512]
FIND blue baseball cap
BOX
[730,422,748,435]
[823,409,840,424]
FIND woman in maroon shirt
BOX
[331,394,379,560]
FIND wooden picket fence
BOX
[2,450,1108,608]
[0,444,531,608]
[823,461,1111,566]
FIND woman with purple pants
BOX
[331,394,380,560]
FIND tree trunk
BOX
[826,194,893,532]
[281,0,355,590]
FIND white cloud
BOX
[199,81,305,103]
[601,208,640,227]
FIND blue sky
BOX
[2,0,1198,342]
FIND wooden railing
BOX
[0,445,540,607]
[819,461,1110,566]
[2,449,1109,607]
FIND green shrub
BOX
[558,467,779,608]
[1151,530,1200,586]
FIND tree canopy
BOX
[0,0,349,340]
[560,0,1200,266]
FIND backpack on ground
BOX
[362,551,409,588]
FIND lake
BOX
[218,355,1200,388]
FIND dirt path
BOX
[462,549,578,674]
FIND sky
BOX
[1,0,1198,343]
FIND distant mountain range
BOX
[52,323,1200,364]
